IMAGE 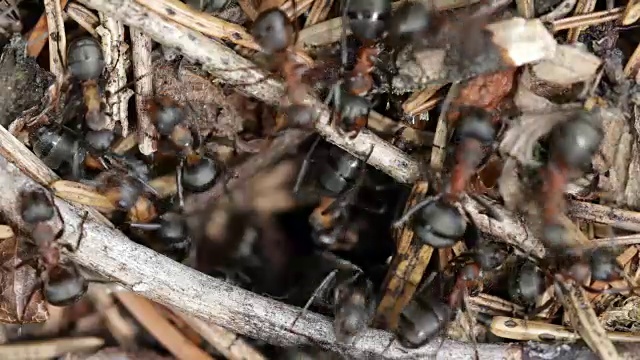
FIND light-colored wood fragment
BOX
[516,0,535,18]
[43,0,67,83]
[115,292,215,360]
[50,180,116,214]
[551,7,624,32]
[0,225,14,239]
[491,316,640,342]
[566,0,597,43]
[131,28,156,155]
[486,18,557,67]
[66,2,100,36]
[623,0,640,25]
[0,337,104,360]
[403,84,445,116]
[624,43,640,78]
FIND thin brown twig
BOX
[43,0,66,82]
[131,28,156,155]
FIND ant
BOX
[329,0,392,138]
[250,5,319,131]
[290,257,376,343]
[295,139,388,249]
[147,96,219,206]
[392,107,498,248]
[65,36,108,131]
[16,188,89,307]
[539,110,603,251]
[129,209,191,262]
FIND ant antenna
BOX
[392,195,441,228]
[289,268,338,329]
[293,134,322,194]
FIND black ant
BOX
[147,96,219,206]
[392,107,498,248]
[329,0,392,138]
[16,188,89,307]
[290,257,376,343]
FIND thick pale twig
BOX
[131,28,156,155]
[568,200,640,232]
[0,125,520,359]
[78,0,420,184]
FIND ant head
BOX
[414,201,467,248]
[345,0,392,42]
[153,97,185,136]
[182,155,219,192]
[337,91,371,125]
[45,265,88,306]
[398,298,451,348]
[284,104,319,129]
[333,274,374,341]
[318,147,361,195]
[550,111,603,170]
[85,129,115,153]
[103,175,144,211]
[20,188,55,224]
[388,1,431,44]
[169,124,195,150]
[251,8,294,55]
[475,241,507,271]
[158,212,189,245]
[67,37,105,81]
[589,248,623,282]
[455,107,495,145]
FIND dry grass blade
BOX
[173,309,267,360]
[303,0,334,27]
[566,0,597,43]
[490,316,640,342]
[131,28,156,155]
[86,285,138,349]
[49,180,116,214]
[65,2,100,36]
[237,0,258,20]
[550,7,624,32]
[26,0,69,57]
[297,17,344,47]
[623,0,640,25]
[624,44,640,78]
[591,234,640,247]
[115,292,215,360]
[375,181,434,330]
[134,0,260,50]
[43,0,66,82]
[556,281,622,359]
[402,84,445,116]
[0,337,104,359]
[431,84,459,170]
[465,293,525,317]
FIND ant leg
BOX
[64,211,88,253]
[293,135,321,194]
[289,269,338,330]
[392,195,440,228]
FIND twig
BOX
[86,285,138,349]
[26,0,69,57]
[95,14,133,134]
[566,0,597,43]
[568,200,640,232]
[550,6,624,32]
[65,3,100,36]
[0,126,520,359]
[540,0,578,22]
[0,337,104,359]
[623,0,640,25]
[131,28,156,155]
[43,0,66,82]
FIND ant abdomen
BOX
[182,156,218,192]
[85,129,115,153]
[413,201,467,248]
[346,0,392,42]
[389,1,430,44]
[152,98,185,136]
[455,108,495,145]
[475,241,507,271]
[44,265,88,306]
[589,248,623,282]
[31,126,84,172]
[251,8,293,55]
[549,111,603,170]
[398,297,451,348]
[19,188,55,224]
[67,37,105,82]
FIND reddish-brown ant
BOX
[16,188,89,307]
[539,110,603,251]
[392,107,499,248]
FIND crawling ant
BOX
[250,6,319,130]
[17,188,89,307]
[66,36,108,131]
[129,210,191,262]
[540,111,603,250]
[147,96,219,203]
[392,107,498,248]
[329,0,392,138]
[295,139,388,249]
[291,261,376,343]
